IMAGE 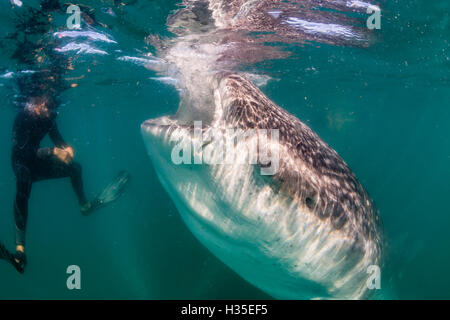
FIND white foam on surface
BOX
[150,77,179,87]
[346,0,380,11]
[284,17,360,39]
[53,30,117,43]
[0,70,36,79]
[55,43,108,55]
[0,72,14,79]
[12,0,23,7]
[117,56,161,66]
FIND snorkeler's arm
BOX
[50,124,75,163]
[36,123,70,159]
[42,123,74,164]
[49,123,68,149]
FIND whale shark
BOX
[141,0,383,299]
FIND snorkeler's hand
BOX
[64,146,75,160]
[54,146,74,164]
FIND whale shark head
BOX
[142,72,383,299]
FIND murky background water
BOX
[0,0,449,299]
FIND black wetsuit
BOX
[12,107,87,246]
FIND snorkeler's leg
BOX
[34,148,89,210]
[12,165,32,272]
[39,153,131,215]
[68,162,89,209]
[35,148,130,216]
[14,166,31,247]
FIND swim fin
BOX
[0,242,13,262]
[82,170,131,216]
[0,242,24,274]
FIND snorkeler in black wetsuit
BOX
[0,0,130,274]
[11,95,92,272]
[5,92,130,274]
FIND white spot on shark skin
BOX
[284,17,361,39]
[268,10,282,19]
[55,43,108,55]
[53,30,117,43]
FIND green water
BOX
[0,0,449,299]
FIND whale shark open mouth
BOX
[141,0,383,300]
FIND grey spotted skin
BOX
[223,73,381,244]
